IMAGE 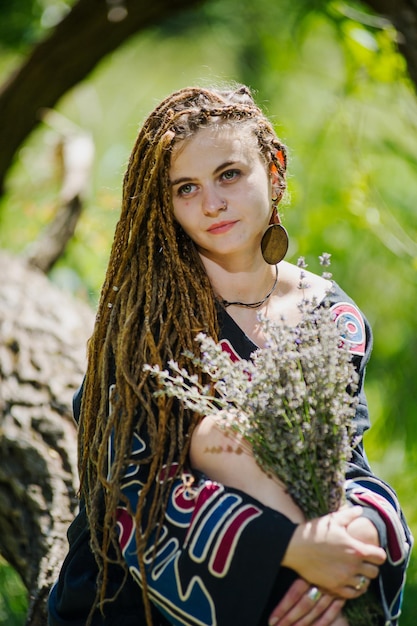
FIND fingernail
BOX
[269,618,279,626]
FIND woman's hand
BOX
[268,509,385,625]
[346,513,380,546]
[281,506,386,598]
[268,579,347,626]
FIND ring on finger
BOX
[354,575,367,591]
[307,586,322,602]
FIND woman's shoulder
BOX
[278,261,362,305]
[275,261,369,326]
[277,261,331,309]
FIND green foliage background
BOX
[0,0,416,623]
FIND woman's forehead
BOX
[171,124,260,164]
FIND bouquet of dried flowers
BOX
[146,258,358,519]
[145,256,382,625]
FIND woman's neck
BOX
[199,254,277,308]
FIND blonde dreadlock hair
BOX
[78,84,287,624]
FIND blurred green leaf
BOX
[0,558,27,626]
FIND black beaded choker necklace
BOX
[221,265,278,309]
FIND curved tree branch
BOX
[0,0,204,197]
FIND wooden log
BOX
[0,251,94,624]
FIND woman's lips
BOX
[207,220,238,234]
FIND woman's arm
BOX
[188,293,411,626]
[117,424,299,626]
[189,414,305,523]
[189,413,385,598]
[189,416,379,626]
[338,300,413,624]
[269,296,412,626]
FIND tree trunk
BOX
[362,0,417,89]
[0,0,204,197]
[0,251,94,625]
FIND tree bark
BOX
[0,0,204,197]
[0,251,94,624]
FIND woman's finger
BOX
[268,581,338,626]
[268,578,310,623]
[313,599,347,626]
[339,574,373,600]
[360,561,380,581]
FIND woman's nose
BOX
[202,187,227,215]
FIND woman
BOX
[48,85,412,626]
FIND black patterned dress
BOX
[48,283,412,626]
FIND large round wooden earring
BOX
[261,223,289,264]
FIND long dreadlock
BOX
[77,84,288,624]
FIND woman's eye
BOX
[178,183,195,196]
[221,169,239,181]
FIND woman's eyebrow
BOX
[171,161,238,186]
[170,175,194,186]
[213,160,237,174]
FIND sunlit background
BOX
[1,0,416,624]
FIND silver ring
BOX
[307,586,321,602]
[355,575,367,591]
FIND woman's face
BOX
[170,124,274,266]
